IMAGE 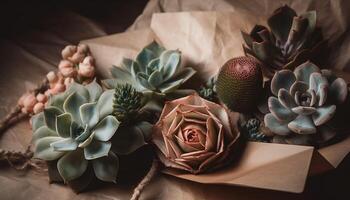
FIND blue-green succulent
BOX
[103,41,196,95]
[32,80,120,184]
[31,80,152,189]
[263,61,348,146]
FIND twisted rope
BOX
[0,146,46,171]
[130,160,160,200]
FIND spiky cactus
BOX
[113,84,143,122]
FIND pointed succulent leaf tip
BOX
[268,5,297,43]
[44,107,63,131]
[97,89,114,119]
[32,112,45,132]
[56,113,72,138]
[57,150,88,182]
[63,92,87,125]
[92,152,119,182]
[84,140,111,160]
[312,105,336,126]
[294,61,320,83]
[80,102,99,128]
[241,6,324,79]
[85,79,103,102]
[34,137,65,160]
[93,116,120,142]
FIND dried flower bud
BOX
[21,107,29,114]
[33,102,44,114]
[18,93,31,106]
[23,94,37,112]
[61,45,77,59]
[77,44,89,54]
[44,90,51,96]
[60,67,76,78]
[78,63,95,78]
[82,56,94,65]
[36,93,47,103]
[58,60,74,70]
[46,71,58,83]
[70,52,85,64]
[51,83,65,95]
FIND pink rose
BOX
[153,94,241,174]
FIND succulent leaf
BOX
[92,151,119,183]
[33,126,57,143]
[57,150,88,182]
[32,112,45,132]
[84,140,111,160]
[104,41,195,95]
[93,116,120,142]
[34,137,65,160]
[263,61,348,146]
[56,113,72,138]
[44,107,63,131]
[241,6,325,79]
[32,82,121,185]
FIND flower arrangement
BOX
[1,4,350,200]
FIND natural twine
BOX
[0,146,46,171]
[0,78,49,171]
[130,159,160,200]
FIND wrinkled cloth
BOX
[1,0,350,200]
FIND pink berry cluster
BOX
[18,44,96,115]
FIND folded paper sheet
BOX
[82,11,350,193]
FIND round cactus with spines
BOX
[216,56,263,113]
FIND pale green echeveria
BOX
[31,80,120,183]
[263,61,348,146]
[103,41,196,95]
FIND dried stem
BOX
[130,160,160,200]
[0,146,46,171]
[0,106,28,135]
[0,78,48,136]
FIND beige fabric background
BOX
[0,0,349,199]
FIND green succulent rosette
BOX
[31,80,152,191]
[241,5,326,79]
[103,41,196,99]
[262,61,349,147]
